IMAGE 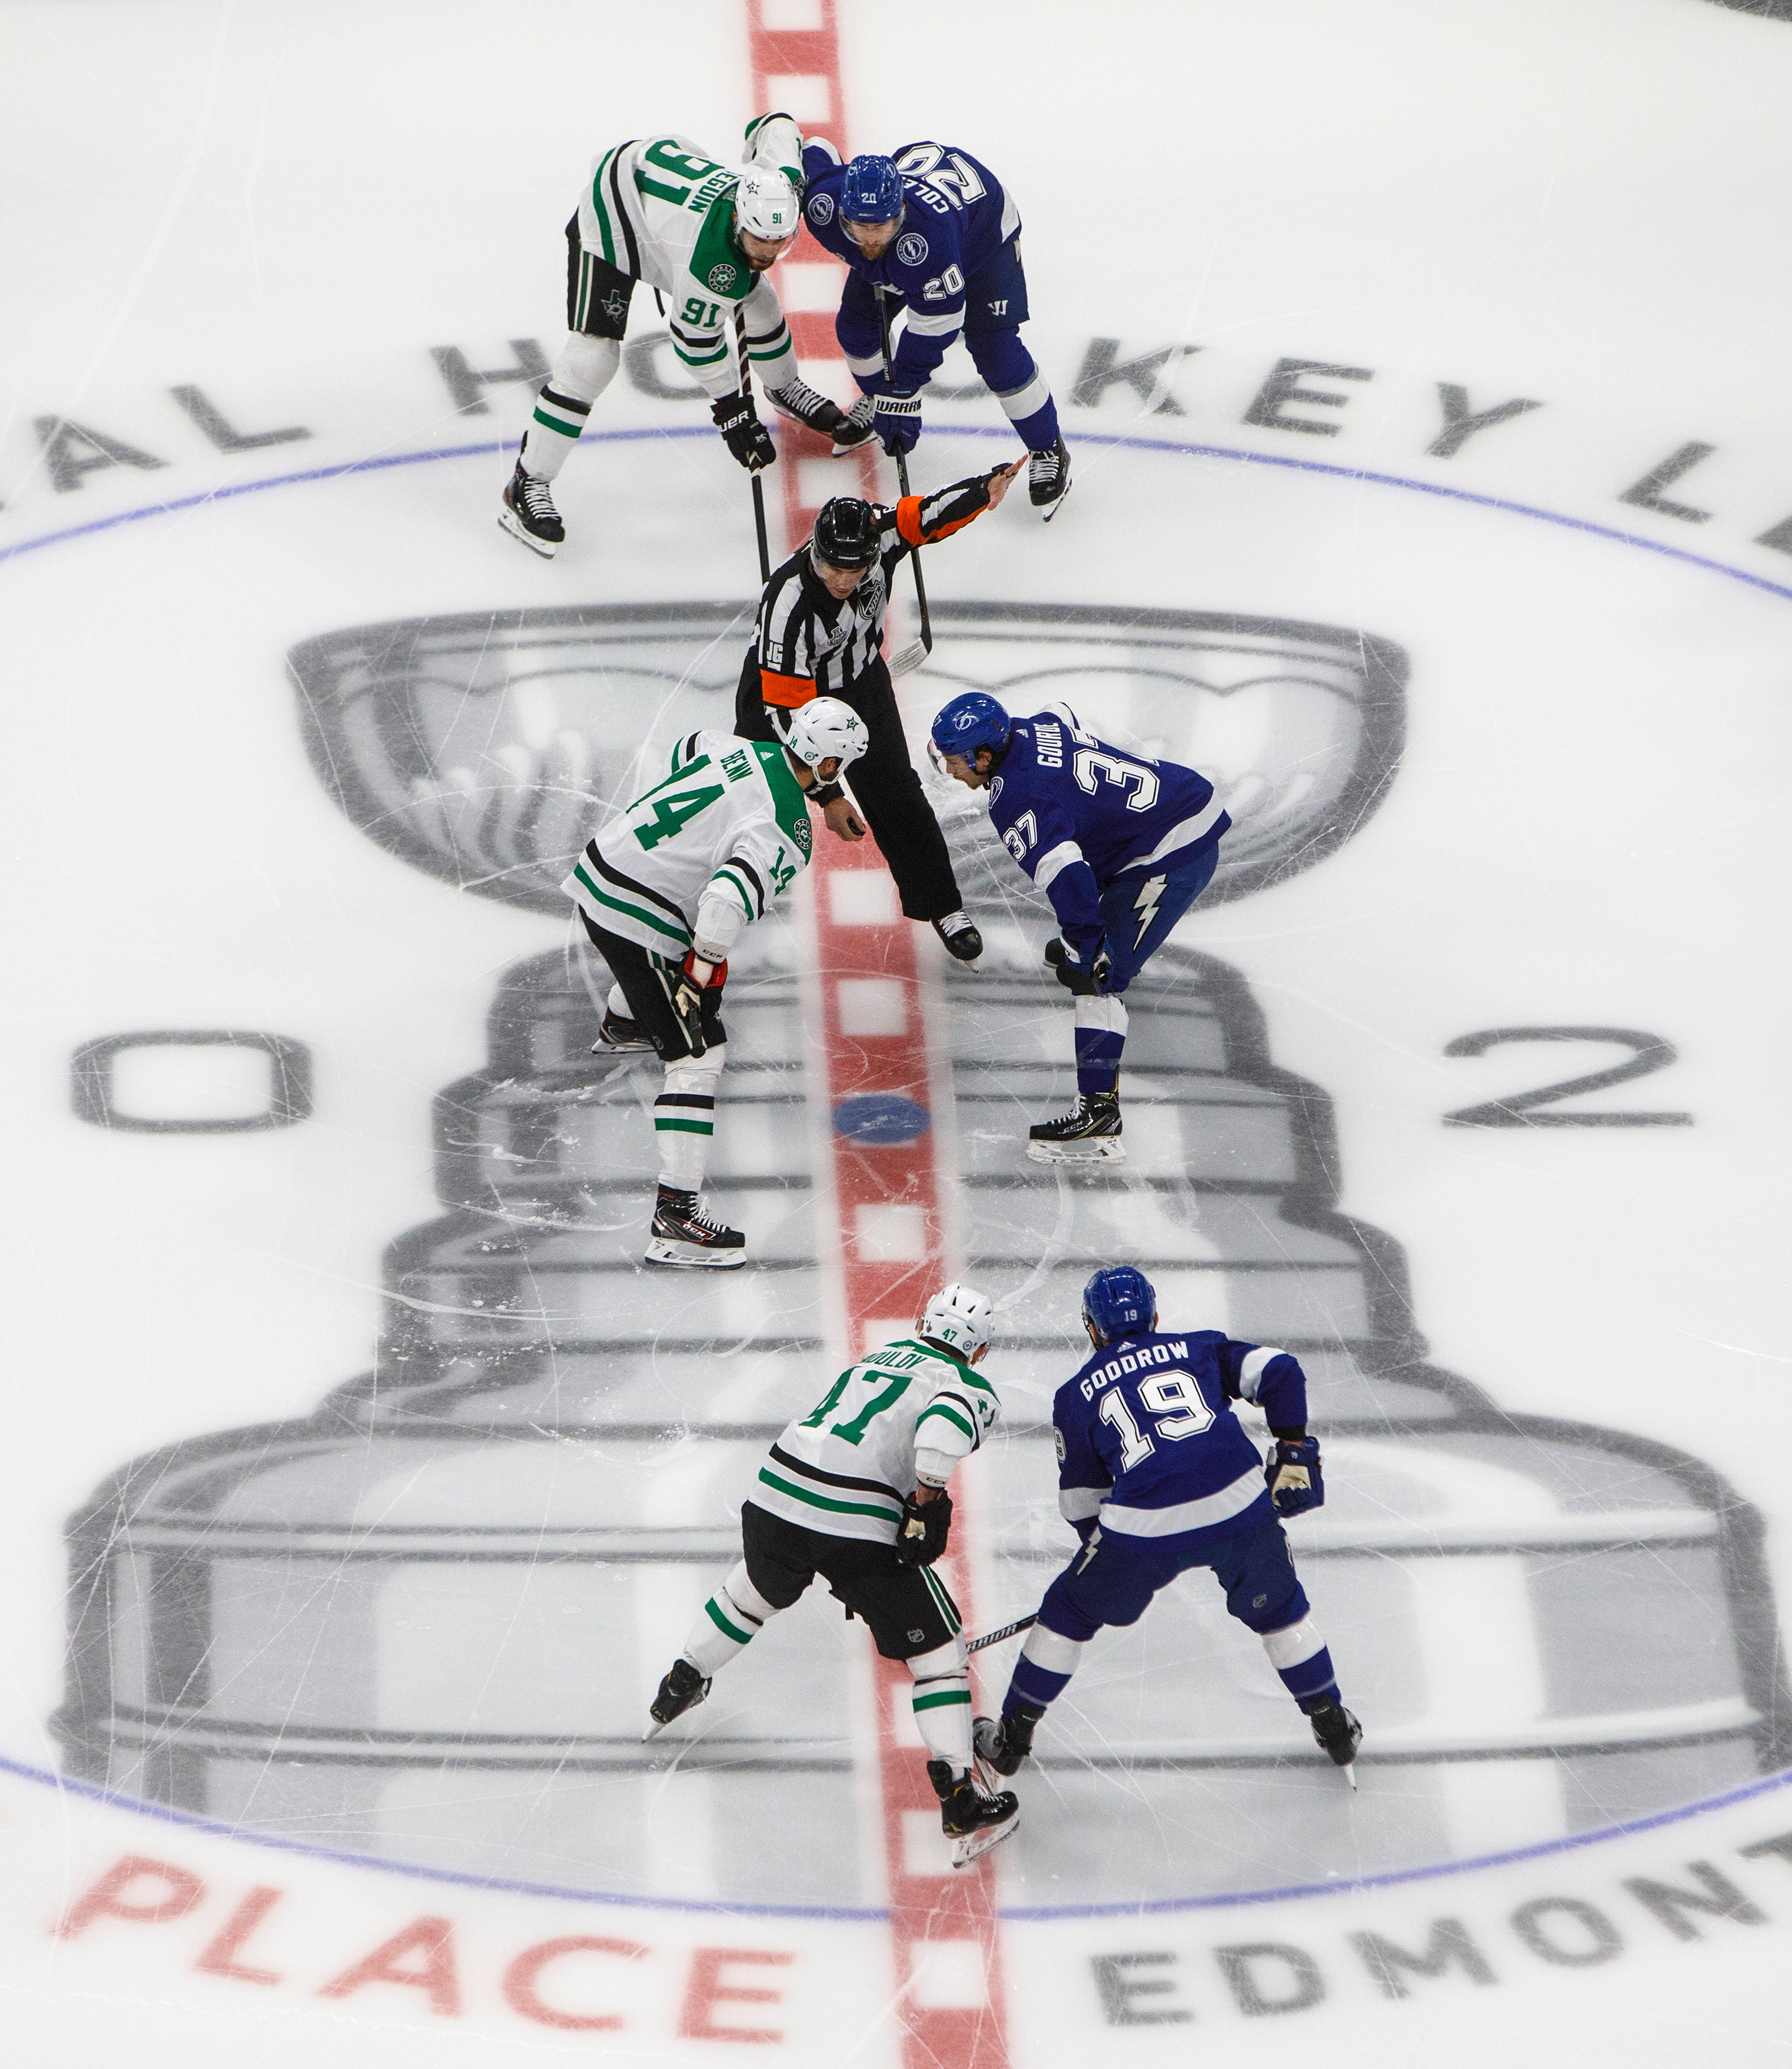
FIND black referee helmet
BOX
[812,496,880,570]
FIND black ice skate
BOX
[767,378,878,453]
[591,1008,654,1054]
[928,1758,1020,1869]
[643,1657,712,1740]
[498,457,565,558]
[1307,1698,1363,1788]
[645,1185,747,1270]
[1029,435,1072,520]
[973,1705,1042,1778]
[1027,1089,1123,1165]
[932,910,984,963]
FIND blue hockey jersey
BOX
[1054,1328,1308,1558]
[985,705,1231,954]
[801,140,1020,394]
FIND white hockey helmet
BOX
[783,695,869,774]
[734,168,800,243]
[918,1282,996,1359]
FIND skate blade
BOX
[951,1811,1020,1870]
[888,637,930,677]
[1343,1764,1358,1790]
[497,505,558,559]
[1025,1136,1125,1165]
[1037,478,1073,525]
[592,1037,655,1054]
[644,1239,748,1270]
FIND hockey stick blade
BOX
[888,636,930,677]
[967,1612,1037,1654]
[1040,477,1073,526]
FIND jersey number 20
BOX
[1096,1373,1215,1467]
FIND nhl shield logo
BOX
[895,231,929,268]
[707,261,738,293]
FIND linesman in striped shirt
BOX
[734,460,1025,961]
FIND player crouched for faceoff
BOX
[975,1268,1361,1785]
[799,140,1071,515]
[646,1285,1020,1867]
[499,113,875,558]
[562,699,868,1267]
[738,466,1023,965]
[930,692,1231,1161]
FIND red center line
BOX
[744,8,1012,2064]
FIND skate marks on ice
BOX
[53,602,1788,1908]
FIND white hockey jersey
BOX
[563,730,813,959]
[579,121,802,395]
[752,1337,1002,1547]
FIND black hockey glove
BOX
[874,390,922,457]
[893,1486,953,1567]
[711,391,777,472]
[661,952,726,1059]
[1266,1437,1324,1517]
[1044,936,1113,996]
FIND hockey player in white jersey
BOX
[500,113,875,557]
[644,1285,1021,1868]
[563,698,868,1266]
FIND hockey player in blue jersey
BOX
[799,140,1070,515]
[930,690,1230,1161]
[974,1267,1361,1784]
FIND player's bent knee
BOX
[1259,1609,1327,1670]
[1020,1622,1088,1674]
[906,1637,967,1676]
[554,333,621,401]
[724,1560,785,1624]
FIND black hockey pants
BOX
[734,651,962,923]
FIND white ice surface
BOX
[5,0,1792,2061]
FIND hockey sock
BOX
[1260,1612,1340,1708]
[907,1640,974,1774]
[1073,996,1128,1097]
[970,331,1061,452]
[655,1043,726,1193]
[520,334,621,481]
[679,1561,784,1678]
[1005,1621,1087,1712]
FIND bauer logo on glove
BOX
[1266,1436,1324,1517]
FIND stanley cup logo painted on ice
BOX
[54,600,1789,1905]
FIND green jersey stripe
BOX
[704,1597,753,1645]
[916,1401,977,1444]
[920,1566,963,1633]
[654,1117,714,1136]
[912,1688,973,1712]
[756,1467,902,1525]
[533,404,585,438]
[571,863,690,946]
[713,867,757,918]
[589,146,621,268]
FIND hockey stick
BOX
[966,1612,1036,1655]
[874,286,932,678]
[733,307,772,585]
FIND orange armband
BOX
[760,669,815,709]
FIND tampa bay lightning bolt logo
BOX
[807,191,835,226]
[895,231,929,268]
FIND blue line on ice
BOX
[5,422,1792,612]
[5,1748,1787,1923]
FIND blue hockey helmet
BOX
[1082,1267,1156,1346]
[840,153,904,223]
[929,691,1012,765]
